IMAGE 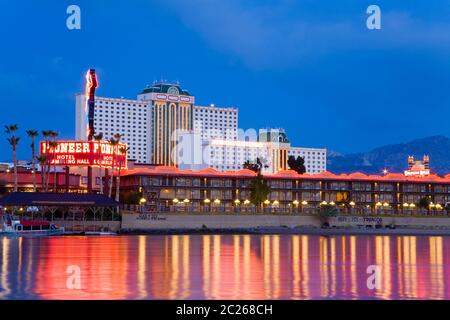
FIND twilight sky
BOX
[1,0,450,161]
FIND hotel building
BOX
[288,147,327,174]
[188,128,326,174]
[75,81,326,175]
[75,95,151,164]
[138,82,195,166]
[120,158,450,215]
[193,105,238,141]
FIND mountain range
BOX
[327,136,450,175]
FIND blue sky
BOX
[1,0,450,161]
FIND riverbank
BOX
[46,212,450,237]
[118,226,450,236]
[111,212,450,236]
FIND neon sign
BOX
[85,69,98,140]
[40,140,127,169]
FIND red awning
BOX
[20,220,50,227]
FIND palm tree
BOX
[26,130,39,192]
[115,146,128,202]
[93,133,104,194]
[5,124,20,192]
[37,155,47,192]
[41,130,52,191]
[48,140,59,192]
[108,137,120,198]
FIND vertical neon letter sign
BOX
[85,69,98,141]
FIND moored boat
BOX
[1,214,65,236]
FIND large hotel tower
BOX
[75,80,327,174]
[137,83,194,166]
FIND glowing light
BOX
[329,201,336,206]
[234,199,240,204]
[409,203,416,208]
[204,198,211,204]
[243,200,250,205]
[292,200,299,206]
[139,198,147,205]
[383,202,389,207]
[403,203,409,207]
[301,200,308,205]
[214,199,221,204]
[173,198,179,204]
[320,201,328,206]
[349,201,356,206]
[273,200,279,206]
[263,200,270,205]
[375,202,383,207]
[183,198,190,203]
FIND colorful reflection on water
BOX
[1,234,450,299]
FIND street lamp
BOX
[203,198,211,213]
[139,198,146,213]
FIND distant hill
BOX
[327,136,450,175]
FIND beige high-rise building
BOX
[138,82,195,166]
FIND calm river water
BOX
[0,234,449,299]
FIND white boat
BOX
[1,214,65,236]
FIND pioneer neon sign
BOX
[40,140,127,169]
[85,69,98,140]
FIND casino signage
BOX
[40,140,127,169]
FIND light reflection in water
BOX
[1,234,450,300]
